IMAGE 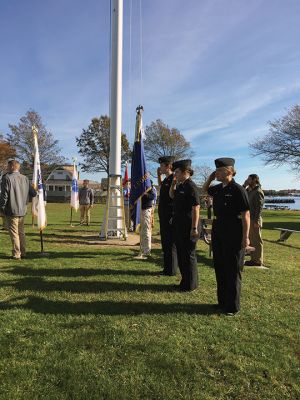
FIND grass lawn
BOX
[0,203,299,400]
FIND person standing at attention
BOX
[134,181,156,259]
[79,179,94,226]
[169,159,200,291]
[0,160,36,260]
[157,156,178,276]
[243,174,264,267]
[202,158,250,316]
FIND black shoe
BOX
[244,260,262,267]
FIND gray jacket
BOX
[79,187,94,206]
[0,172,36,217]
[247,185,264,222]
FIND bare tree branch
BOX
[249,105,300,174]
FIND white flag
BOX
[32,126,47,231]
[70,162,79,211]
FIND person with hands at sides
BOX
[243,174,264,267]
[157,156,178,276]
[202,158,250,316]
[79,179,94,226]
[169,159,200,292]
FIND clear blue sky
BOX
[1,0,299,189]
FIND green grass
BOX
[0,204,299,400]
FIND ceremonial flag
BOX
[130,106,151,230]
[70,162,79,211]
[123,161,129,187]
[31,126,47,231]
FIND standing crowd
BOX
[0,156,265,316]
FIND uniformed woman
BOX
[157,156,177,275]
[203,158,250,315]
[169,160,200,291]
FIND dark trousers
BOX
[159,214,177,275]
[212,219,243,313]
[174,226,198,291]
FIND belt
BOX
[213,215,242,220]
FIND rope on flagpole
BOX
[139,0,143,100]
[128,0,133,136]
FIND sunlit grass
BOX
[0,204,299,399]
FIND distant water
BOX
[265,197,300,210]
[290,197,300,210]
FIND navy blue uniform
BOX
[158,174,177,275]
[208,179,250,313]
[173,178,200,291]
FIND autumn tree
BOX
[0,135,16,175]
[76,115,131,176]
[250,105,300,175]
[7,109,65,170]
[144,119,192,163]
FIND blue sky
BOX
[0,0,299,189]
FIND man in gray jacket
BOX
[243,174,264,266]
[79,179,94,226]
[0,160,36,259]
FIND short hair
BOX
[8,160,20,170]
[176,166,194,177]
[83,179,89,184]
[249,174,260,185]
[225,166,236,177]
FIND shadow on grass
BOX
[1,278,180,294]
[1,249,140,260]
[263,221,300,231]
[0,296,218,316]
[196,251,214,268]
[264,238,300,250]
[2,266,162,278]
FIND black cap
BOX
[214,158,235,168]
[172,159,192,170]
[158,156,175,164]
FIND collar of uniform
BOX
[222,178,235,188]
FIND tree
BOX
[76,116,131,175]
[143,119,192,163]
[0,135,16,175]
[193,164,214,186]
[7,109,65,168]
[250,105,300,175]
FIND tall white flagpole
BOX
[100,0,123,238]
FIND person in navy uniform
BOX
[203,158,250,315]
[169,159,200,291]
[157,156,177,276]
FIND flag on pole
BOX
[123,161,129,187]
[32,126,47,231]
[70,162,79,211]
[130,106,151,231]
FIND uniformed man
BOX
[243,174,264,266]
[169,159,200,291]
[157,156,177,276]
[203,158,250,315]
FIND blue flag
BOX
[130,107,151,230]
[130,140,151,206]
